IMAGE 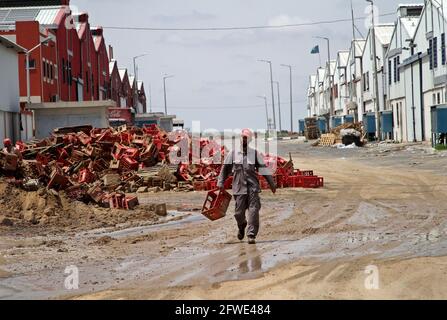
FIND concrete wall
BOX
[30,101,113,138]
[0,40,21,143]
[0,43,19,113]
[0,111,20,145]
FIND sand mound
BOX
[0,180,159,232]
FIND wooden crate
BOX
[319,134,337,146]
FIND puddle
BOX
[79,211,207,240]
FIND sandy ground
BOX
[2,140,447,300]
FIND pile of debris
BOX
[318,122,365,147]
[304,117,320,140]
[2,124,185,210]
[1,124,324,211]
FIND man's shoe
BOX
[237,224,247,241]
[248,236,256,245]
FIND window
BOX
[50,63,53,80]
[68,61,72,86]
[43,61,47,78]
[388,60,392,85]
[366,72,370,91]
[397,56,400,82]
[437,92,441,105]
[91,73,94,97]
[429,38,433,70]
[396,103,400,127]
[433,37,438,68]
[393,57,397,83]
[46,62,50,80]
[27,58,36,69]
[442,33,446,65]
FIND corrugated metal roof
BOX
[0,6,63,27]
[35,7,60,26]
[0,6,64,27]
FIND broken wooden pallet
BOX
[319,133,337,146]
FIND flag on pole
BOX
[310,45,320,54]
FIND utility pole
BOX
[25,37,52,104]
[148,83,152,113]
[350,0,356,104]
[258,60,277,131]
[367,0,381,140]
[274,81,282,132]
[314,37,333,125]
[132,53,149,113]
[257,95,269,131]
[281,64,293,133]
[163,74,174,115]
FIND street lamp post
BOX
[132,53,149,113]
[258,59,277,131]
[281,64,293,133]
[25,37,52,105]
[314,37,333,123]
[163,74,174,115]
[257,95,269,131]
[366,0,381,140]
[273,81,282,132]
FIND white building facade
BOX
[0,36,24,143]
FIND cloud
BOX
[149,10,216,24]
[267,14,316,33]
[204,79,247,86]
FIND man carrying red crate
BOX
[217,129,276,244]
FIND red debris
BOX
[2,124,324,210]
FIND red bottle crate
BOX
[201,189,232,221]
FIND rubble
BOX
[1,124,324,212]
[318,122,365,147]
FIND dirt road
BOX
[1,140,447,299]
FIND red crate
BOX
[207,179,217,191]
[120,156,139,171]
[300,170,314,177]
[122,196,139,210]
[302,176,324,188]
[201,189,232,221]
[193,181,207,191]
[224,176,233,190]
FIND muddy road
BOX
[1,140,447,299]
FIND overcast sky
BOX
[71,0,421,131]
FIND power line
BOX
[102,12,395,32]
[151,100,306,110]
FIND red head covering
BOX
[3,138,12,147]
[241,128,253,140]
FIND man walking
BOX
[217,129,276,244]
